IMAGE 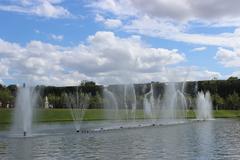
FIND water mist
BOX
[12,84,38,137]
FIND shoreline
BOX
[0,109,239,124]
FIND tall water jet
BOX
[143,84,154,119]
[103,88,119,120]
[124,84,137,120]
[196,91,213,120]
[161,83,187,120]
[143,83,160,120]
[12,83,38,137]
[65,87,90,132]
[194,81,198,94]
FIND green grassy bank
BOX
[0,109,240,124]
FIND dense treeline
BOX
[0,77,240,110]
[41,81,103,109]
[197,77,240,110]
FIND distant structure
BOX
[44,96,49,109]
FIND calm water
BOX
[0,119,240,160]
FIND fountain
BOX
[143,84,155,119]
[7,80,215,139]
[65,87,90,132]
[103,88,119,120]
[161,82,187,120]
[12,83,38,137]
[196,91,213,120]
[124,84,137,120]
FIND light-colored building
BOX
[44,96,49,109]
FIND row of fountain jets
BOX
[13,82,212,136]
[104,83,212,120]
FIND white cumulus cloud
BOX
[191,47,207,52]
[90,0,240,49]
[50,34,64,41]
[0,32,187,85]
[91,0,240,25]
[0,0,71,18]
[215,48,240,68]
[95,14,122,28]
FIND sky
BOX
[0,0,240,86]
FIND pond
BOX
[0,119,240,160]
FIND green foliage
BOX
[88,92,103,109]
[214,110,240,118]
[0,89,14,107]
[2,78,240,110]
[0,109,13,123]
[212,94,224,110]
[226,92,240,109]
[47,94,66,108]
[227,76,238,81]
[1,109,240,124]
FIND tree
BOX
[212,94,224,110]
[88,92,103,109]
[0,89,14,108]
[226,92,240,110]
[227,76,238,81]
[47,94,61,108]
[80,81,101,96]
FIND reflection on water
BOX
[0,119,240,160]
[196,121,213,160]
[11,138,33,160]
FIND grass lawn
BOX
[0,109,240,124]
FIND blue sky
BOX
[0,0,240,86]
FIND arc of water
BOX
[124,84,137,120]
[143,84,155,119]
[65,87,90,131]
[160,82,188,120]
[124,85,129,120]
[103,88,119,120]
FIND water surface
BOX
[0,119,240,160]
